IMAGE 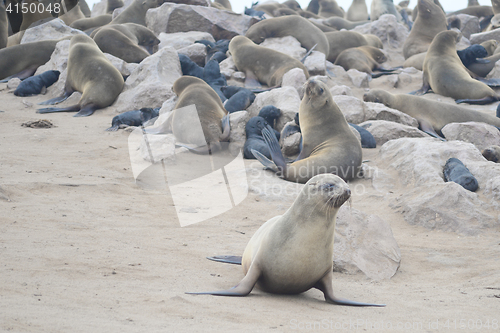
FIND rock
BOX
[282,68,307,98]
[104,53,138,77]
[360,120,429,145]
[177,43,207,66]
[456,14,480,40]
[441,122,500,151]
[470,28,500,45]
[7,78,21,90]
[159,95,177,115]
[334,207,401,280]
[281,132,301,157]
[304,51,326,75]
[329,85,353,96]
[347,69,371,88]
[228,111,250,156]
[140,133,176,163]
[455,32,471,50]
[113,46,182,113]
[20,18,85,44]
[220,56,236,79]
[353,14,409,50]
[260,36,306,61]
[158,31,215,50]
[484,176,500,202]
[332,95,365,124]
[35,40,70,75]
[326,64,351,84]
[364,102,419,127]
[246,86,301,132]
[146,3,258,40]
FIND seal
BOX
[37,34,124,117]
[449,5,493,18]
[243,116,274,159]
[224,88,255,113]
[467,52,500,77]
[482,145,500,162]
[106,107,159,131]
[0,2,8,49]
[253,79,362,183]
[107,0,124,13]
[403,52,426,70]
[334,45,389,74]
[481,40,498,56]
[188,173,385,307]
[228,35,309,87]
[18,0,53,32]
[70,14,113,31]
[318,0,344,18]
[179,54,204,78]
[58,0,86,26]
[14,70,60,97]
[443,158,478,192]
[244,15,330,56]
[202,59,227,102]
[110,0,164,26]
[324,30,380,63]
[346,0,369,21]
[370,0,402,22]
[363,89,500,138]
[402,0,447,60]
[457,44,489,69]
[415,30,499,104]
[322,16,369,30]
[169,76,230,153]
[91,23,159,63]
[258,105,281,130]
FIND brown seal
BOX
[415,30,499,104]
[244,15,330,56]
[188,173,385,307]
[403,0,447,60]
[334,45,387,74]
[169,76,229,153]
[91,23,159,63]
[481,40,498,56]
[322,16,369,30]
[482,146,500,162]
[346,0,369,21]
[107,0,124,13]
[449,5,493,17]
[229,35,309,87]
[58,0,86,26]
[403,52,426,70]
[253,79,362,183]
[363,89,500,138]
[370,0,402,21]
[324,30,380,63]
[110,0,164,26]
[18,0,53,32]
[468,52,500,77]
[37,34,124,117]
[318,0,345,18]
[70,14,113,31]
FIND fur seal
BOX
[318,0,344,18]
[91,23,159,63]
[258,105,281,129]
[457,44,489,69]
[37,34,124,117]
[363,89,500,138]
[0,2,7,49]
[70,14,113,31]
[324,30,380,63]
[346,0,369,21]
[244,15,330,56]
[179,54,204,78]
[370,0,402,22]
[253,79,362,183]
[202,59,227,102]
[322,16,369,30]
[14,70,60,96]
[18,0,53,32]
[467,52,500,77]
[449,6,493,18]
[58,0,86,26]
[169,76,230,153]
[403,52,426,70]
[334,45,388,74]
[243,116,274,159]
[106,107,159,131]
[443,158,478,192]
[110,0,164,26]
[188,173,384,307]
[228,35,309,87]
[107,0,124,13]
[415,30,499,104]
[403,0,447,60]
[224,88,255,113]
[482,145,500,162]
[481,40,498,56]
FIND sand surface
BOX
[1,79,500,333]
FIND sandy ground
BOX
[1,78,500,333]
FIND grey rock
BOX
[304,51,326,76]
[456,14,480,40]
[360,120,429,145]
[21,18,85,44]
[470,28,500,45]
[329,85,353,96]
[228,111,250,156]
[158,31,215,50]
[353,14,409,50]
[282,68,307,98]
[333,95,365,124]
[347,69,371,88]
[281,132,301,157]
[364,102,419,127]
[177,43,207,66]
[441,122,500,151]
[260,36,306,61]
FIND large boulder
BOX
[158,31,215,50]
[359,120,429,145]
[441,122,500,151]
[21,18,85,44]
[260,36,306,60]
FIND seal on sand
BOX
[363,89,500,138]
[188,173,385,307]
[106,107,159,131]
[229,35,309,87]
[252,79,362,183]
[244,15,330,56]
[14,70,60,97]
[414,30,499,105]
[37,35,124,117]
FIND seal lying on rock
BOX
[443,158,479,192]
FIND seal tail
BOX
[207,255,242,265]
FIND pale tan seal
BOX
[403,0,447,60]
[403,52,426,70]
[18,0,53,32]
[480,40,498,56]
[334,45,388,74]
[482,146,500,162]
[324,30,381,63]
[244,15,330,56]
[346,0,369,21]
[110,0,164,26]
[106,0,124,13]
[228,35,309,87]
[188,173,384,307]
[58,0,86,26]
[416,30,499,104]
[91,23,159,63]
[449,5,493,17]
[370,0,402,21]
[322,16,369,30]
[37,34,124,117]
[318,0,344,18]
[363,89,500,137]
[70,14,113,31]
[169,76,229,153]
[253,79,362,183]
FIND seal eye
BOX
[319,88,324,94]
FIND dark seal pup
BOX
[14,70,60,97]
[443,158,479,192]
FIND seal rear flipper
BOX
[418,119,445,141]
[261,125,287,172]
[74,105,97,117]
[186,262,261,297]
[251,149,278,172]
[244,70,262,89]
[38,91,72,105]
[220,114,231,142]
[105,125,119,131]
[409,81,430,95]
[207,255,242,265]
[37,104,81,114]
[455,96,499,105]
[477,78,500,87]
[314,271,386,307]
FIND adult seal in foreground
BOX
[37,35,124,117]
[188,174,385,307]
[253,79,362,183]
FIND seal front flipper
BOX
[244,70,262,89]
[251,149,278,172]
[409,81,430,95]
[314,270,386,307]
[207,255,242,265]
[300,43,317,63]
[261,125,287,173]
[186,263,261,297]
[38,91,73,105]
